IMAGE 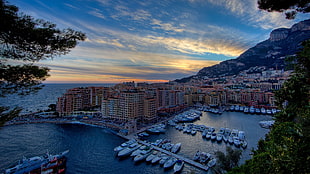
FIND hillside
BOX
[176,19,310,82]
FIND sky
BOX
[10,0,310,84]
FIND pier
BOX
[138,140,210,172]
[117,132,210,172]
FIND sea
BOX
[0,84,273,174]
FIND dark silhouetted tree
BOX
[0,0,86,125]
[258,0,310,19]
[230,40,310,174]
[215,146,242,173]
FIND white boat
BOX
[216,134,223,142]
[202,129,208,138]
[228,136,234,144]
[207,158,216,167]
[173,160,184,173]
[121,139,136,147]
[238,131,245,141]
[146,151,157,162]
[151,153,162,164]
[191,129,197,135]
[241,140,248,149]
[259,120,275,128]
[162,143,173,151]
[249,106,255,114]
[171,143,181,153]
[211,133,217,140]
[234,105,240,111]
[151,139,162,146]
[193,151,200,161]
[134,151,151,162]
[130,149,142,157]
[138,132,149,137]
[5,150,69,174]
[230,105,235,111]
[118,144,140,157]
[224,128,231,136]
[243,107,249,113]
[219,127,225,134]
[222,135,228,143]
[266,109,272,115]
[199,152,211,163]
[205,132,212,139]
[231,129,239,137]
[159,156,169,165]
[271,108,276,114]
[261,107,266,114]
[114,146,124,152]
[164,157,177,169]
[233,137,241,147]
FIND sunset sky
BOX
[12,0,309,84]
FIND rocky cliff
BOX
[176,19,310,82]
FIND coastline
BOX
[3,117,161,140]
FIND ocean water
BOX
[1,83,113,114]
[0,84,273,174]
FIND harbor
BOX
[0,110,272,174]
[115,137,211,172]
[112,108,272,173]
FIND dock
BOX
[116,134,210,172]
[138,140,210,172]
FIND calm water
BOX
[1,83,114,114]
[0,113,272,174]
[0,84,273,173]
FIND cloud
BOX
[63,3,79,10]
[88,8,106,20]
[142,36,245,57]
[87,38,125,48]
[38,46,220,83]
[151,19,185,33]
[202,0,296,29]
[110,4,152,22]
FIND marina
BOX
[115,138,210,172]
[112,109,270,173]
[0,110,272,174]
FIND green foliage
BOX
[258,0,310,19]
[0,0,86,96]
[0,106,21,126]
[0,0,86,61]
[0,0,86,124]
[231,39,310,173]
[215,146,242,173]
[0,64,50,97]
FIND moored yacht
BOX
[146,151,158,162]
[5,150,69,174]
[117,144,140,157]
[193,151,201,161]
[163,157,177,169]
[151,152,163,164]
[207,158,216,167]
[173,160,184,173]
[159,156,169,166]
[171,143,181,153]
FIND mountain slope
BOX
[176,19,310,82]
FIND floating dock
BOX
[115,137,209,172]
[138,140,210,172]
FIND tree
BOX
[215,146,242,173]
[0,0,86,125]
[230,40,310,174]
[258,0,310,19]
